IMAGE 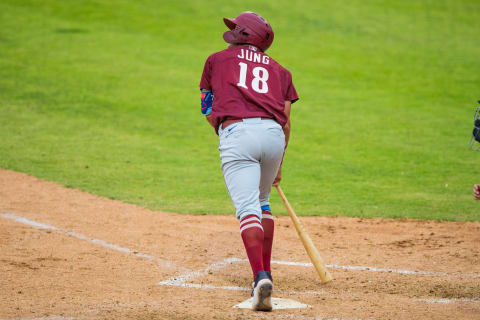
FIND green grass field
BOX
[1,0,479,221]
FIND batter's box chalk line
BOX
[415,297,480,304]
[157,257,480,295]
[2,212,479,306]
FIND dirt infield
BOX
[0,169,479,319]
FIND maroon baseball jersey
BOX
[200,45,298,134]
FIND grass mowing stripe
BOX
[0,0,479,220]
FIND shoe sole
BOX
[253,280,273,311]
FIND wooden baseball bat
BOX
[275,185,333,283]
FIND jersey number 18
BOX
[237,62,269,94]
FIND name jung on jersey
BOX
[237,47,270,65]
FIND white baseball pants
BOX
[218,118,285,221]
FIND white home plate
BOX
[233,297,311,310]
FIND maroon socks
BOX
[240,215,264,279]
[261,209,274,273]
[240,208,275,280]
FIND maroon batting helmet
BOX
[223,11,274,52]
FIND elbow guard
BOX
[201,90,213,115]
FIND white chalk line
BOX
[272,260,479,278]
[158,258,480,304]
[273,260,439,276]
[415,297,480,304]
[158,257,479,289]
[0,212,182,270]
[3,212,478,306]
[4,212,477,279]
[158,257,243,286]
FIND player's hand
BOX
[474,184,480,200]
[272,167,282,186]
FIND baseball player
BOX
[199,12,298,311]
